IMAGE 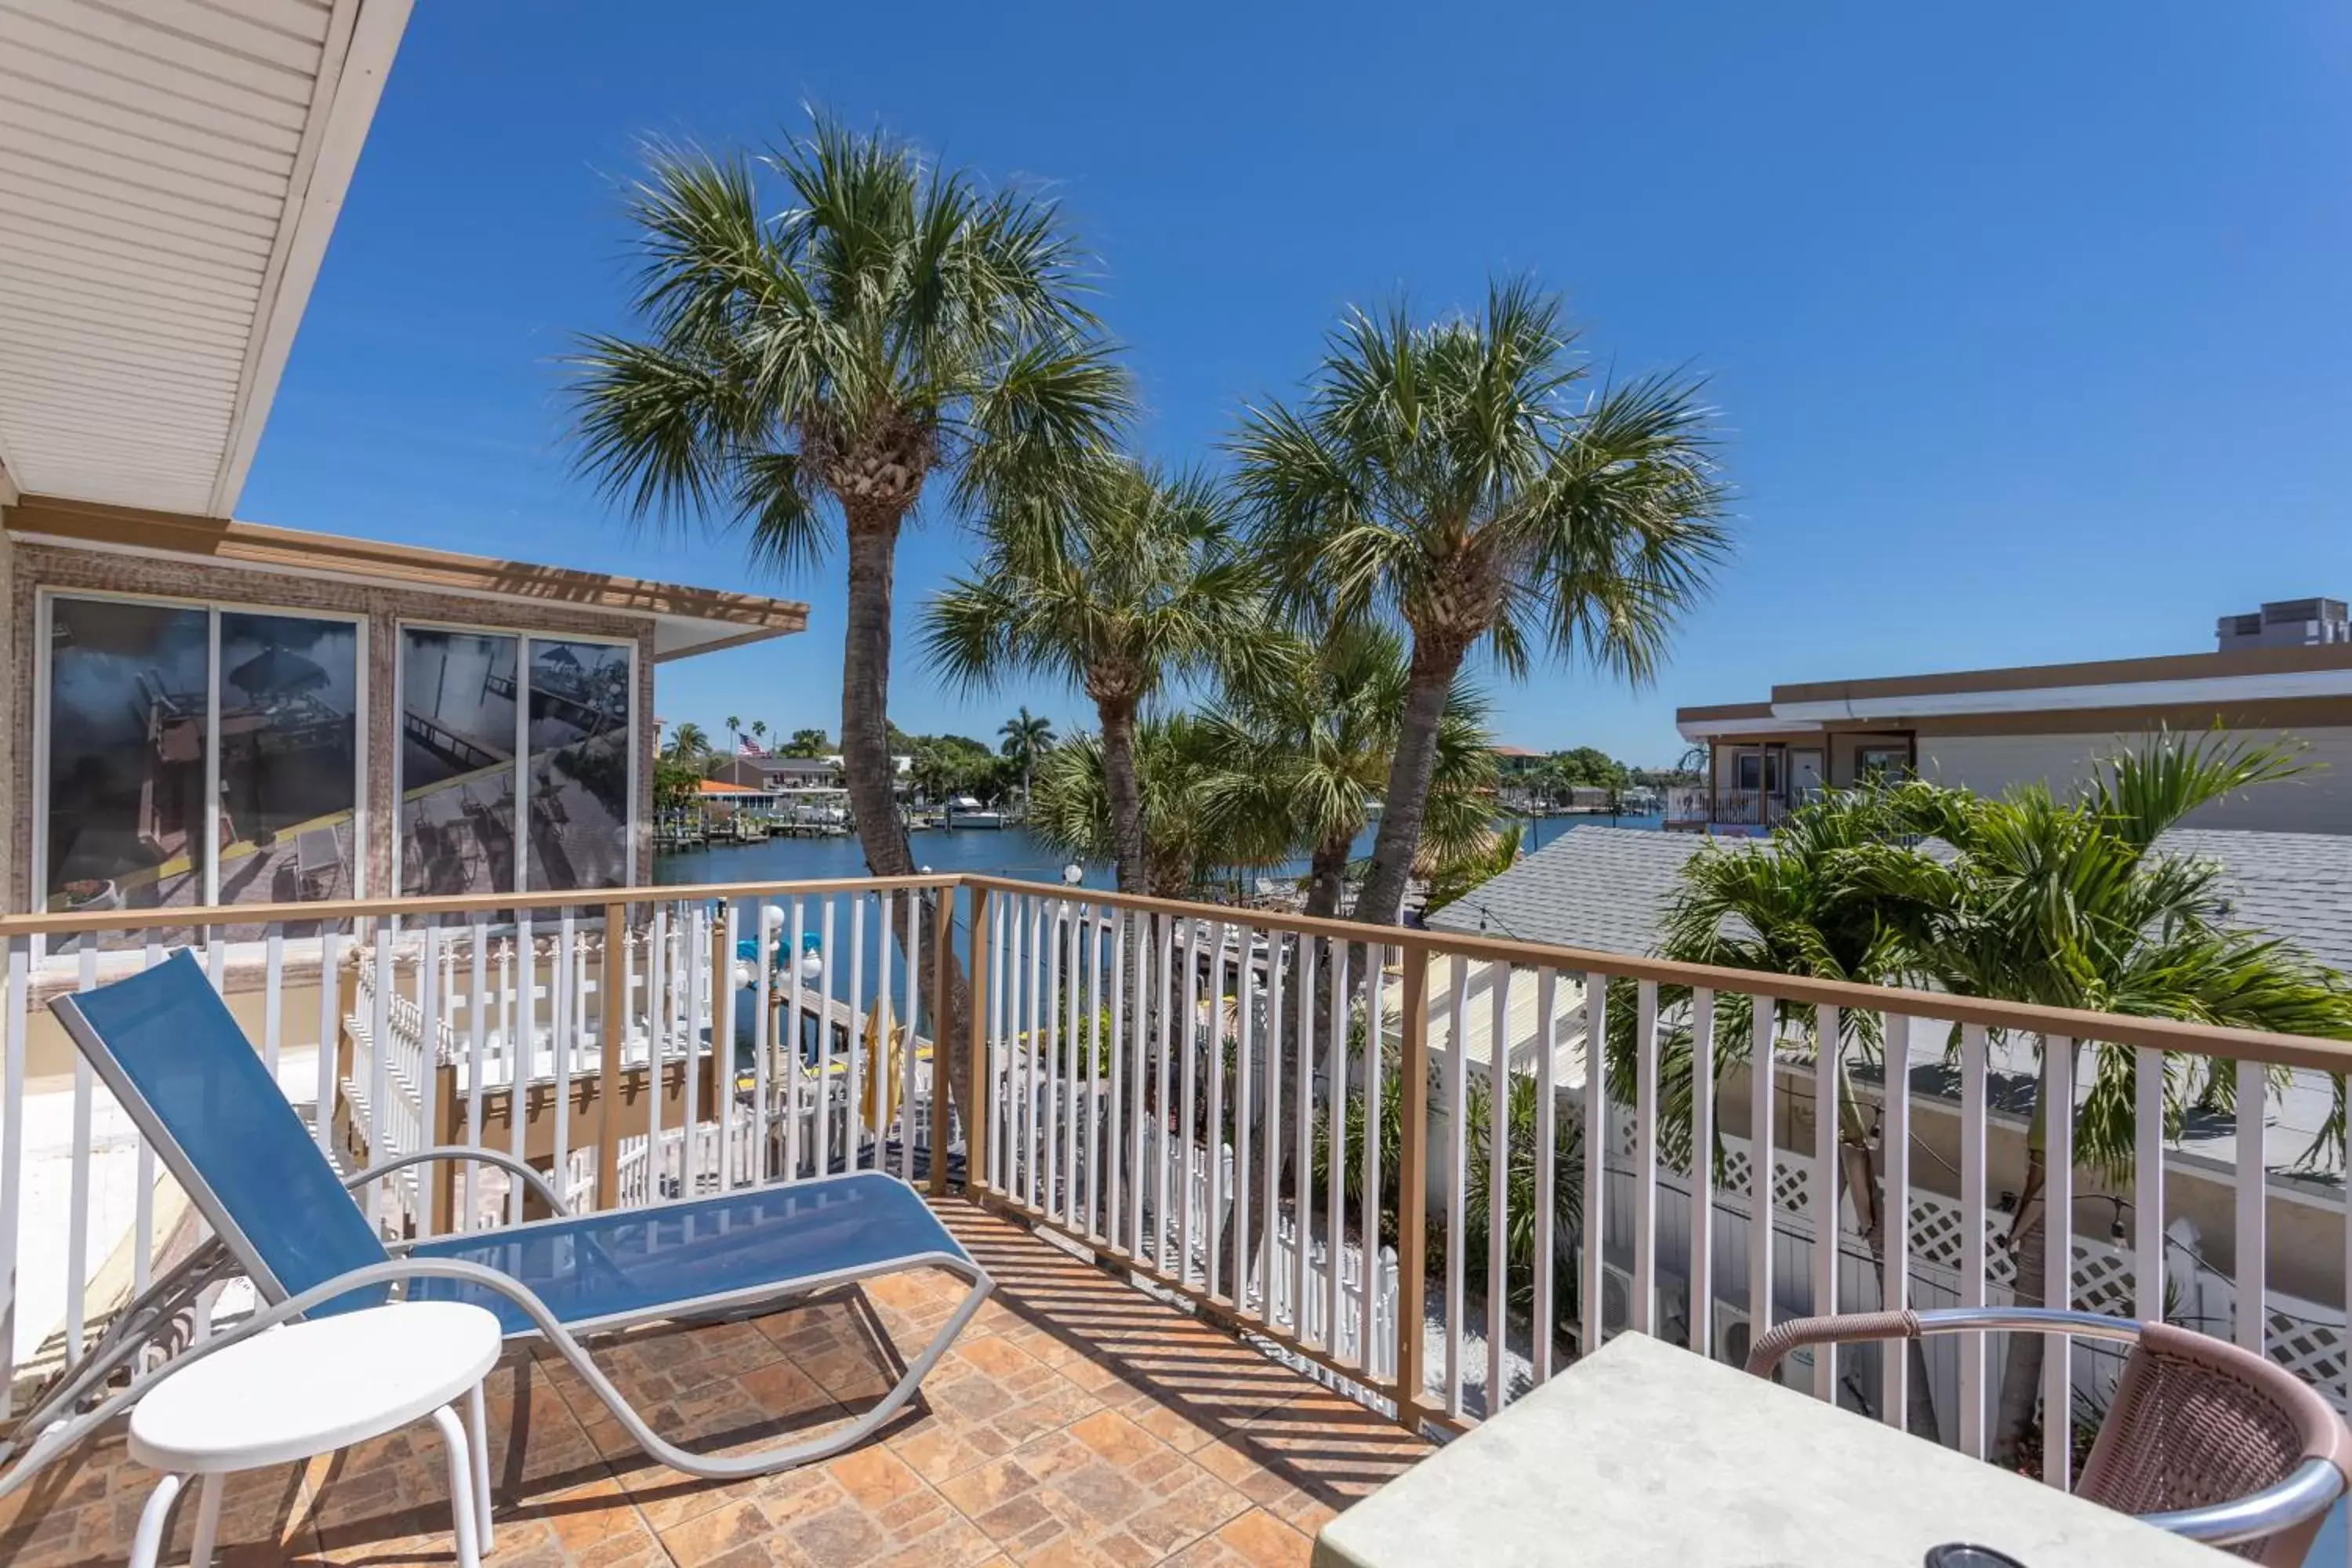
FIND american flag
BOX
[739,735,765,755]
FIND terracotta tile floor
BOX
[0,1198,1430,1566]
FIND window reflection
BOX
[217,612,359,907]
[525,639,632,891]
[44,598,211,920]
[401,629,519,895]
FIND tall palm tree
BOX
[1853,735,2352,1463]
[569,114,1128,1133]
[1201,622,1496,918]
[750,719,768,752]
[996,708,1057,803]
[1233,279,1728,927]
[664,720,711,760]
[725,713,742,757]
[931,461,1271,893]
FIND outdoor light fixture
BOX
[1062,863,1083,886]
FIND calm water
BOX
[650,811,1660,891]
[654,814,1657,1022]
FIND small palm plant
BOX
[931,461,1272,893]
[1233,279,1730,927]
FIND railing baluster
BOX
[852,895,872,1178]
[66,945,96,1367]
[1581,973,1609,1361]
[1443,953,1466,1410]
[1207,920,1229,1302]
[1748,992,1773,1362]
[1156,906,1174,1269]
[1261,924,1286,1327]
[646,909,667,1202]
[787,898,807,1182]
[754,901,773,1187]
[2134,1047,2165,1325]
[1487,960,1512,1404]
[0,936,27,1417]
[1232,922,1254,1311]
[902,890,920,1185]
[817,898,837,1183]
[1296,938,1320,1341]
[1532,967,1559,1385]
[2236,1054,2267,1356]
[2043,1033,2074,1490]
[512,914,534,1223]
[1056,902,1076,1228]
[1882,1013,1911,1428]
[467,919,488,1229]
[720,900,740,1191]
[1083,907,1102,1240]
[1959,1020,1990,1461]
[983,891,1004,1196]
[368,922,393,1228]
[1023,896,1042,1210]
[684,904,706,1194]
[1813,1003,1840,1402]
[1112,906,1132,1250]
[553,910,573,1208]
[1633,979,1658,1340]
[1177,917,1201,1290]
[318,931,341,1163]
[1329,935,1351,1359]
[136,937,163,1293]
[1360,942,1385,1363]
[263,931,284,1078]
[1689,986,1715,1366]
[419,918,442,1234]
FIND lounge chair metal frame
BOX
[0,953,993,1501]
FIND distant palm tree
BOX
[786,728,829,759]
[1202,622,1494,918]
[665,721,711,760]
[1026,717,1226,898]
[932,461,1270,893]
[569,114,1127,1132]
[749,719,768,752]
[996,708,1057,804]
[724,713,742,757]
[1234,279,1729,928]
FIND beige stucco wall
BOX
[1915,728,2352,832]
[7,541,661,914]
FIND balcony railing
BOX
[2,873,2349,1507]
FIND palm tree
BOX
[1025,717,1233,897]
[724,713,742,757]
[1201,622,1496,919]
[786,728,829,759]
[1233,279,1728,927]
[1852,735,2352,1463]
[569,114,1128,1133]
[931,461,1271,893]
[749,719,768,752]
[996,708,1057,802]
[664,720,711,760]
[1607,783,1940,1436]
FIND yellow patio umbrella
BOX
[861,1004,903,1130]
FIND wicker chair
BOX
[1744,1305,2351,1564]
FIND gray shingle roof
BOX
[1424,826,1706,953]
[1425,824,2352,975]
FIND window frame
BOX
[32,586,371,919]
[393,618,640,897]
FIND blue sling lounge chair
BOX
[0,949,992,1496]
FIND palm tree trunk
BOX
[1301,831,1353,920]
[1098,696,1148,895]
[1352,635,1465,927]
[841,503,974,1167]
[1991,1091,2053,1467]
[1840,1135,1941,1438]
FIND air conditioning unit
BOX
[1712,1305,1751,1370]
[1599,1265,1693,1348]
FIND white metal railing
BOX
[960,875,2352,1513]
[7,869,2352,1538]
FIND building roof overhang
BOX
[0,0,414,517]
[5,495,808,660]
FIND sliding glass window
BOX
[41,596,364,936]
[398,627,633,896]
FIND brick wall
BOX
[8,542,660,913]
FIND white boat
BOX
[946,795,1005,829]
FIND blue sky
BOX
[241,2,2352,767]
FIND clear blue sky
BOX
[241,1,2352,768]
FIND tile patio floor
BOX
[0,1198,1431,1566]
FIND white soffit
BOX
[1771,668,2352,724]
[0,0,412,515]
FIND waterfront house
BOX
[1671,598,2352,834]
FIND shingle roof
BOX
[1424,826,1707,953]
[1425,824,2352,975]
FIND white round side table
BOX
[126,1301,503,1568]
